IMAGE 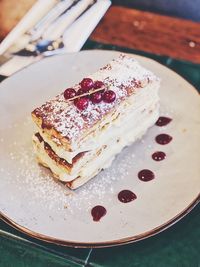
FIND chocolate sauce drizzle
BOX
[156,116,172,127]
[91,205,107,222]
[138,169,155,182]
[152,151,166,161]
[118,190,137,203]
[155,134,172,145]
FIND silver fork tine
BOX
[43,0,111,56]
[62,0,111,52]
[29,0,75,42]
[17,0,96,55]
[42,0,95,41]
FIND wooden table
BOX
[90,6,200,64]
[0,4,200,267]
[1,4,200,63]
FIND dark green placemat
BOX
[0,40,199,267]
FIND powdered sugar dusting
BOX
[32,54,158,143]
[1,116,138,215]
[1,102,175,223]
[93,54,157,87]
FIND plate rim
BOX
[0,49,200,248]
[1,194,199,248]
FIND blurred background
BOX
[0,0,200,42]
[114,0,200,21]
[0,1,200,267]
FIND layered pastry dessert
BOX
[32,54,160,189]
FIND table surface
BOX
[1,4,200,64]
[0,4,200,267]
[91,6,200,64]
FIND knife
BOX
[29,0,75,42]
[0,0,111,78]
[43,0,95,41]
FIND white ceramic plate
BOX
[0,50,199,247]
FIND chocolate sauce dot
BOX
[156,116,172,127]
[138,169,155,182]
[152,151,166,161]
[155,134,172,145]
[91,205,107,222]
[118,190,137,203]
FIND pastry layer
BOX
[33,98,159,177]
[32,101,159,188]
[32,54,160,152]
[32,54,161,189]
[35,81,159,163]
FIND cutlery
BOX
[62,0,110,52]
[0,0,59,55]
[3,0,96,57]
[29,0,75,42]
[0,0,111,78]
[42,0,95,41]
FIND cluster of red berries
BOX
[63,78,116,111]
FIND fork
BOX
[0,0,111,77]
[12,0,95,56]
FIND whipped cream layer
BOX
[33,101,159,186]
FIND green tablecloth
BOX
[0,40,200,267]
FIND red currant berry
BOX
[80,78,94,91]
[91,92,102,104]
[75,97,89,111]
[64,88,76,100]
[103,90,116,103]
[93,80,104,89]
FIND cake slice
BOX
[32,54,160,189]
